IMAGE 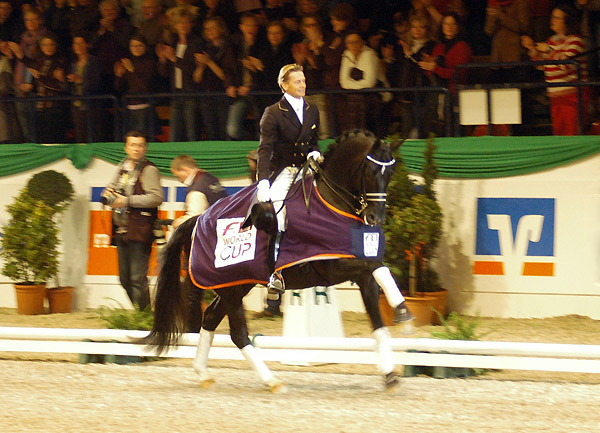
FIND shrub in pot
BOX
[1,170,74,314]
[383,135,444,325]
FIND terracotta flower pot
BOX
[14,284,47,315]
[47,286,75,314]
[422,289,448,325]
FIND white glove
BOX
[307,150,324,164]
[256,179,270,202]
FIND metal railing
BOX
[0,86,452,143]
[0,94,121,143]
[1,58,596,143]
[455,59,593,136]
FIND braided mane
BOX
[323,129,378,163]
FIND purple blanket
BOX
[189,181,385,289]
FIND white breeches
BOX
[270,166,300,231]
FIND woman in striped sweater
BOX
[521,4,588,136]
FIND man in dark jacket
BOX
[256,63,322,298]
[170,154,227,227]
[171,154,227,331]
[102,131,163,310]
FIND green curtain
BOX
[1,136,599,179]
[400,136,600,178]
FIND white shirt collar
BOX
[183,171,197,186]
[284,93,304,123]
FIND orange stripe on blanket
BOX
[276,254,357,272]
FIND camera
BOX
[101,188,125,206]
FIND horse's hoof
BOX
[384,371,402,394]
[393,302,415,324]
[194,367,214,388]
[398,320,415,335]
[267,378,288,394]
[200,378,215,389]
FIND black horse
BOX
[143,130,412,392]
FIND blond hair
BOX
[171,154,197,171]
[277,64,303,91]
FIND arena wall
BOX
[0,151,599,319]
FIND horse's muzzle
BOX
[364,210,385,226]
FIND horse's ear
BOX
[389,139,404,153]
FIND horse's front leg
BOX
[354,273,403,393]
[372,266,414,326]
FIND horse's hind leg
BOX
[225,287,287,393]
[192,294,227,387]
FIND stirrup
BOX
[267,271,285,294]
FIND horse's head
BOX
[361,136,401,226]
[320,129,402,226]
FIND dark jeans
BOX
[169,97,200,142]
[116,237,152,310]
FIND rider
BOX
[256,63,322,295]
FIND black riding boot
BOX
[267,231,285,295]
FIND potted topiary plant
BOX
[1,170,74,314]
[383,134,445,326]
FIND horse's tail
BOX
[141,216,197,354]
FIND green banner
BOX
[1,136,599,179]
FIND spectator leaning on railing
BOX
[67,32,102,143]
[227,12,264,141]
[418,12,473,136]
[7,33,68,144]
[156,7,203,142]
[114,33,158,140]
[392,13,436,139]
[521,4,589,136]
[0,40,19,143]
[339,29,390,138]
[194,15,236,141]
[293,13,331,139]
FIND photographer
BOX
[102,131,163,310]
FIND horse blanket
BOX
[189,179,385,289]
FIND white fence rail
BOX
[2,327,600,373]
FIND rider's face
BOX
[282,71,306,98]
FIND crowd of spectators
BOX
[0,0,598,143]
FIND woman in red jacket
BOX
[418,12,472,135]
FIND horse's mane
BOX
[323,129,378,163]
